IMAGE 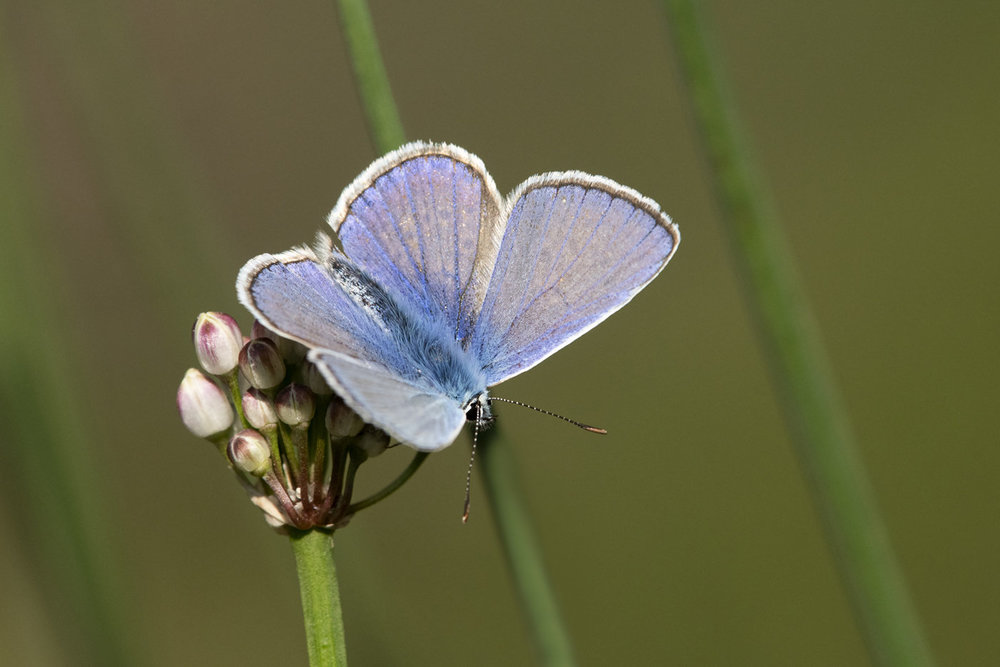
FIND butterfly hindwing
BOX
[237,247,390,361]
[309,349,466,452]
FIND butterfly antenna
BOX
[462,404,481,523]
[489,396,608,434]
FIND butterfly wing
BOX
[308,349,466,451]
[237,147,678,449]
[237,246,389,361]
[471,172,680,385]
[329,142,505,344]
[237,245,466,451]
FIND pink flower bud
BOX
[192,312,243,375]
[238,338,286,389]
[242,388,277,430]
[177,368,234,438]
[227,429,272,477]
[275,383,315,427]
[326,398,363,439]
[252,320,307,364]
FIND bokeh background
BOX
[2,1,997,665]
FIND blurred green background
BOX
[2,1,997,665]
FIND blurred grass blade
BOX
[333,2,576,663]
[336,0,406,154]
[0,23,135,667]
[660,2,934,665]
[478,430,577,666]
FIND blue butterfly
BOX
[237,142,679,451]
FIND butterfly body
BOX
[238,142,678,451]
[326,249,487,405]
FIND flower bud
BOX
[250,320,270,340]
[275,383,315,427]
[353,425,390,459]
[242,388,278,431]
[326,398,364,439]
[252,320,307,364]
[227,429,272,477]
[238,338,286,389]
[177,368,234,437]
[192,312,243,375]
[301,361,333,395]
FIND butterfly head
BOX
[463,392,494,429]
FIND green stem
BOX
[227,370,250,429]
[478,429,576,667]
[335,0,406,154]
[348,451,429,513]
[280,422,303,486]
[290,530,348,667]
[661,3,934,666]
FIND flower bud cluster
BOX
[177,311,406,530]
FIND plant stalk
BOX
[335,0,406,154]
[660,2,934,665]
[290,529,348,667]
[478,430,576,667]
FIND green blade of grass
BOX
[336,0,406,154]
[0,20,135,666]
[660,3,934,665]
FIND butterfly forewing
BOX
[472,174,679,385]
[329,143,505,344]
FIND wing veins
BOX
[485,208,660,375]
[491,186,565,348]
[349,222,421,307]
[449,161,462,329]
[497,193,615,344]
[401,164,433,306]
[538,215,656,331]
[285,259,387,360]
[361,184,430,306]
[558,209,657,320]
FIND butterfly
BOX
[237,141,679,451]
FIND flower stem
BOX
[660,3,934,665]
[227,370,249,429]
[335,0,406,154]
[478,429,576,667]
[348,451,429,514]
[290,529,348,667]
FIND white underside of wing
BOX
[308,348,466,452]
